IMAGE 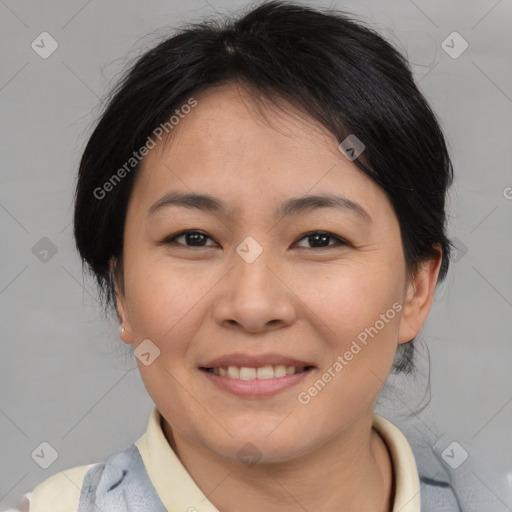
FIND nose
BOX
[212,247,297,333]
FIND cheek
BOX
[291,260,403,410]
[293,259,403,345]
[124,256,211,353]
[125,260,209,413]
[295,278,401,428]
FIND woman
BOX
[10,1,511,511]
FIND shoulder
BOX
[11,444,139,512]
[411,435,512,512]
[375,413,512,512]
[10,463,97,512]
[10,444,140,512]
[8,444,166,512]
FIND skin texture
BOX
[113,81,442,512]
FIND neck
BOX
[163,412,395,512]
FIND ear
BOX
[398,245,443,345]
[109,257,134,345]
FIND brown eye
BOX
[295,231,348,250]
[163,230,216,247]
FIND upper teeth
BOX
[209,365,306,380]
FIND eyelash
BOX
[162,230,350,251]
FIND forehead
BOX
[145,82,342,171]
[128,82,388,220]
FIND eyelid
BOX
[161,230,217,246]
[161,229,350,250]
[293,230,350,249]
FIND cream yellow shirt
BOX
[14,407,421,512]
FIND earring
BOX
[121,327,125,334]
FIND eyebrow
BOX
[147,191,371,223]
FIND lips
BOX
[201,352,315,370]
[199,353,316,397]
[200,353,315,394]
[200,354,315,397]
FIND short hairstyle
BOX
[73,0,454,375]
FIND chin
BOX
[205,426,311,465]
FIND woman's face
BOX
[115,82,439,463]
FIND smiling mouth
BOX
[201,365,315,380]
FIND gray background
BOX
[1,0,511,509]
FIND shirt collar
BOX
[135,406,421,512]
